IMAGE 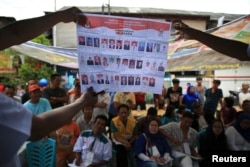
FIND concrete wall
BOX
[214,67,250,97]
[182,20,206,31]
[55,22,77,48]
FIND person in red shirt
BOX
[67,78,80,96]
[0,83,4,92]
[135,92,147,110]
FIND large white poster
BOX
[77,14,171,94]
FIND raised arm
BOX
[0,7,85,50]
[30,92,97,141]
[173,20,249,61]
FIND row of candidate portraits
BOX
[79,56,165,72]
[81,74,156,87]
[78,36,168,53]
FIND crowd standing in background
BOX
[2,74,250,167]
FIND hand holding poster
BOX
[77,14,171,94]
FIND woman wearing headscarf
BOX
[199,119,228,167]
[134,118,172,167]
[180,85,201,112]
[225,113,250,150]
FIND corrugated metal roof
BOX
[60,6,245,21]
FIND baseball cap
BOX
[29,84,40,92]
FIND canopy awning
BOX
[11,41,79,69]
[10,15,250,71]
[167,14,250,71]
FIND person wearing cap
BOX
[23,84,52,115]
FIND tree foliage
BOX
[31,34,51,46]
[19,63,54,83]
[2,34,53,86]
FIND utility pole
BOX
[101,0,110,15]
[53,0,57,47]
[102,3,105,14]
[53,0,57,71]
[107,0,110,15]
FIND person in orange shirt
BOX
[50,121,80,167]
[67,78,80,96]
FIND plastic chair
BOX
[26,138,56,167]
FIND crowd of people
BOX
[1,73,250,167]
[1,6,250,167]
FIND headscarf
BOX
[199,119,227,157]
[144,119,162,141]
[186,85,199,98]
[135,118,171,157]
[233,113,250,142]
[183,85,200,111]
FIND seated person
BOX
[175,104,190,122]
[191,102,214,132]
[137,107,159,135]
[220,97,237,127]
[75,107,95,132]
[50,121,80,167]
[134,118,172,167]
[113,92,136,110]
[161,105,178,125]
[158,95,166,109]
[72,115,112,167]
[198,119,228,167]
[160,112,201,167]
[225,113,250,151]
[111,104,138,167]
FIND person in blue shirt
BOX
[180,85,201,112]
[24,84,52,115]
[161,105,178,125]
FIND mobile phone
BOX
[94,90,105,96]
[87,87,107,96]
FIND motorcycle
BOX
[229,90,240,105]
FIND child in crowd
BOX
[50,121,80,167]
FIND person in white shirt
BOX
[76,107,95,132]
[73,115,112,167]
[93,91,111,119]
[238,83,250,108]
[160,112,201,167]
[225,113,250,151]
